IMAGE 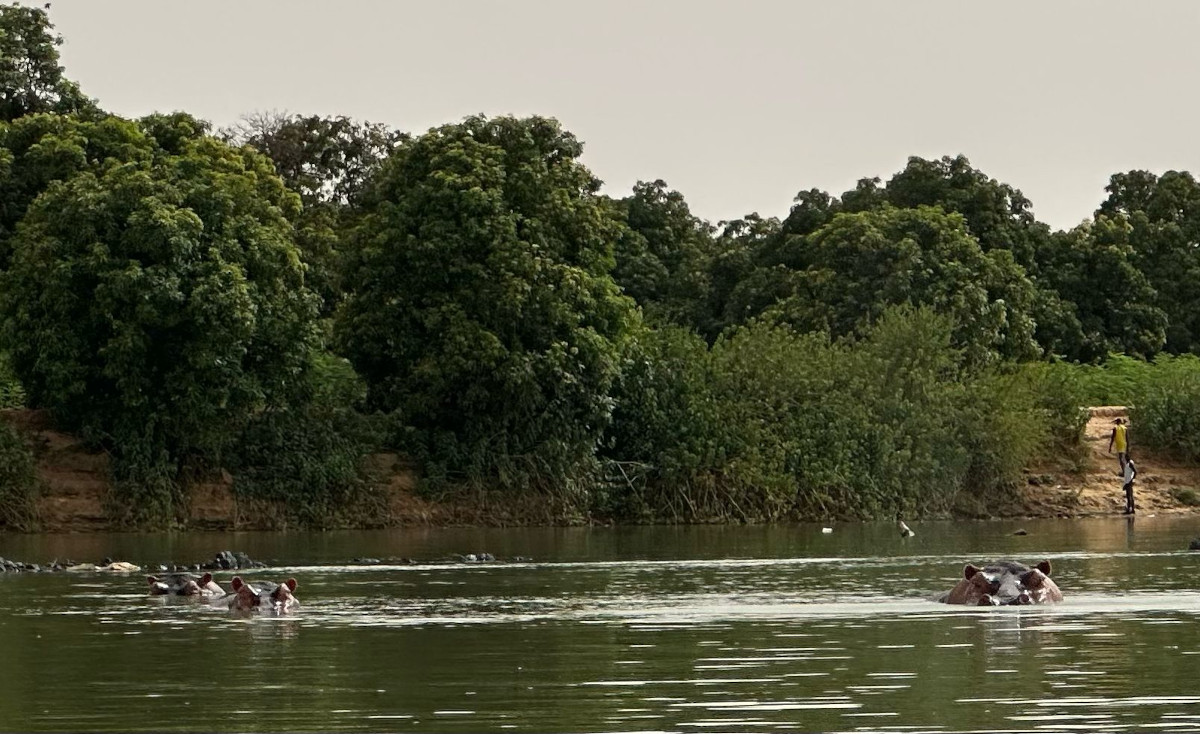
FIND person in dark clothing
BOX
[1122,457,1137,515]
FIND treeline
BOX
[3,5,1200,529]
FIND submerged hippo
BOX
[223,576,300,614]
[147,572,225,597]
[937,560,1063,606]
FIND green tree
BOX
[703,213,782,340]
[0,113,150,267]
[336,115,637,498]
[609,180,715,330]
[1039,215,1166,361]
[223,112,406,317]
[1098,169,1200,354]
[875,155,1096,359]
[793,205,1041,365]
[0,2,96,122]
[0,119,321,523]
[223,111,404,208]
[882,155,1049,271]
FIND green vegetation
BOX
[0,350,22,409]
[335,115,637,500]
[1170,487,1200,507]
[0,420,37,530]
[602,308,1084,522]
[226,354,386,528]
[6,5,1200,529]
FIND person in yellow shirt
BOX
[1108,418,1129,474]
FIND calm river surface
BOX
[3,517,1200,732]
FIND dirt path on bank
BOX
[6,406,1200,531]
[1012,406,1200,518]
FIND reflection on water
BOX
[1,517,1200,732]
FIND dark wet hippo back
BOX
[939,560,1063,606]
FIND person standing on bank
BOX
[1109,417,1130,474]
[1122,457,1137,515]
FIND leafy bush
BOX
[601,306,1071,522]
[1069,354,1155,407]
[0,419,38,530]
[105,442,184,529]
[1130,355,1200,462]
[226,355,386,528]
[599,325,719,520]
[1171,487,1200,506]
[0,350,24,409]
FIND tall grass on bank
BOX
[1048,352,1200,462]
[1127,355,1200,462]
[225,354,387,528]
[0,420,39,530]
[1066,354,1155,407]
[601,306,1084,522]
[0,351,25,409]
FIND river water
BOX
[2,517,1200,732]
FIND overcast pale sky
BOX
[33,0,1200,231]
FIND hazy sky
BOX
[32,0,1200,231]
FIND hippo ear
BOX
[285,578,297,592]
[200,572,213,585]
[963,564,981,580]
[146,576,158,586]
[1037,560,1052,576]
[231,576,245,591]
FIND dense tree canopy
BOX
[1039,216,1167,361]
[609,179,715,330]
[0,113,152,266]
[336,115,637,492]
[792,205,1040,365]
[223,111,404,209]
[220,112,407,317]
[880,155,1049,272]
[1098,169,1200,354]
[0,118,320,489]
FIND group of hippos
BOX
[147,572,299,613]
[146,558,1063,611]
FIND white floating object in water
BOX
[821,527,833,534]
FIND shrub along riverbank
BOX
[8,315,1200,530]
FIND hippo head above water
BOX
[939,560,1063,606]
[227,576,299,613]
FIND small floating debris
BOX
[1012,529,1028,536]
[821,527,834,534]
[898,520,915,538]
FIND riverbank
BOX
[5,406,1200,532]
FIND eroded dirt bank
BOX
[4,406,1199,532]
